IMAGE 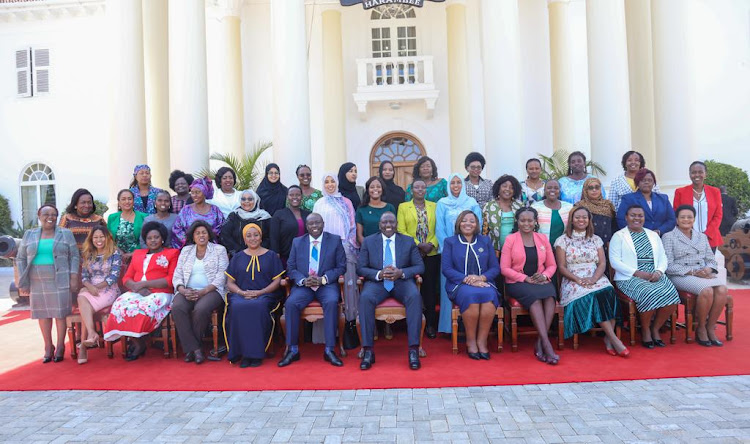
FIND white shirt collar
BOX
[381,233,396,242]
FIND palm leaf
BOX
[538,149,607,180]
[195,141,273,191]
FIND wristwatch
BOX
[321,276,328,286]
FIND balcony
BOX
[353,55,439,119]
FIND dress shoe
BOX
[278,350,300,367]
[696,337,712,347]
[360,349,375,370]
[249,359,263,367]
[425,326,437,339]
[617,347,630,358]
[641,340,655,349]
[240,358,252,368]
[42,347,54,364]
[467,352,481,360]
[479,352,491,360]
[710,339,723,347]
[184,351,196,363]
[324,349,343,367]
[194,350,206,365]
[408,349,421,370]
[653,339,666,348]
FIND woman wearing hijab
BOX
[574,177,618,246]
[435,173,483,334]
[171,177,225,248]
[221,189,272,256]
[256,163,288,217]
[378,161,406,210]
[337,162,364,209]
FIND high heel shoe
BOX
[696,337,712,347]
[467,352,481,360]
[42,347,54,364]
[82,335,101,349]
[125,342,146,361]
[617,347,630,358]
[77,343,88,365]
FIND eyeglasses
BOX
[586,185,601,190]
[468,165,483,171]
[268,171,279,176]
[241,197,254,202]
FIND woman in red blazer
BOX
[500,207,559,365]
[673,161,723,249]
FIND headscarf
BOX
[315,173,357,250]
[190,177,214,200]
[256,163,288,217]
[133,164,150,176]
[241,222,263,278]
[235,190,271,221]
[242,222,262,239]
[574,177,615,217]
[440,172,476,211]
[378,161,406,208]
[337,162,361,208]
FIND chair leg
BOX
[628,303,636,346]
[725,296,733,341]
[419,314,426,358]
[556,310,564,350]
[106,340,114,359]
[68,321,78,359]
[573,334,579,350]
[211,311,219,357]
[121,337,128,359]
[670,309,677,344]
[162,318,170,358]
[511,310,518,353]
[338,311,347,357]
[684,303,694,343]
[496,309,503,353]
[451,308,458,355]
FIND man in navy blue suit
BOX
[279,213,347,367]
[357,212,425,370]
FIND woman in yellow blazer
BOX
[397,179,440,338]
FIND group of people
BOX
[14,149,730,370]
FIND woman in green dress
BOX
[482,175,524,254]
[356,177,396,245]
[107,189,147,263]
[295,164,323,212]
[405,156,447,203]
[532,179,573,247]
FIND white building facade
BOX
[0,0,748,227]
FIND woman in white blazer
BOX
[609,204,679,349]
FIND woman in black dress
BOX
[269,185,310,265]
[378,161,406,211]
[256,163,288,217]
[220,190,271,256]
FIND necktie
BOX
[384,238,394,291]
[310,240,320,291]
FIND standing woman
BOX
[172,177,225,248]
[616,169,675,235]
[130,164,163,215]
[435,173,482,334]
[463,152,494,209]
[520,158,546,205]
[220,189,272,256]
[269,186,311,265]
[405,156,447,202]
[573,177,617,246]
[378,161,406,211]
[296,165,323,212]
[313,173,359,325]
[482,175,524,253]
[168,170,194,215]
[532,179,573,247]
[672,161,723,250]
[141,191,178,248]
[59,188,104,251]
[338,162,364,209]
[501,207,559,365]
[224,224,285,368]
[108,189,147,263]
[208,167,241,218]
[609,151,658,212]
[16,204,79,363]
[256,163,288,217]
[558,151,605,204]
[356,176,396,245]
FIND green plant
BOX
[0,194,11,235]
[93,199,108,216]
[195,141,273,191]
[537,149,606,181]
[704,160,750,216]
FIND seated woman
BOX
[501,207,559,365]
[224,223,285,368]
[442,210,500,360]
[269,186,310,265]
[554,207,628,357]
[662,205,728,346]
[574,177,617,246]
[221,189,271,256]
[172,177,225,248]
[103,222,179,360]
[610,205,680,349]
[616,168,675,235]
[172,221,228,364]
[75,226,122,364]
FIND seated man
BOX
[357,212,425,370]
[279,213,347,367]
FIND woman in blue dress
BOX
[224,223,285,367]
[442,210,500,360]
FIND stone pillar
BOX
[271,0,312,178]
[322,9,347,172]
[216,0,246,160]
[547,0,575,151]
[107,0,146,209]
[142,0,170,189]
[586,0,632,182]
[446,2,472,174]
[168,0,210,175]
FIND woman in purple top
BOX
[172,177,225,248]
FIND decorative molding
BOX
[0,0,104,22]
[207,0,242,18]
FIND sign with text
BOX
[340,0,445,10]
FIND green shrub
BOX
[0,194,11,235]
[705,160,750,216]
[93,199,108,216]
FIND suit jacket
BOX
[442,234,500,293]
[673,184,723,247]
[396,200,439,256]
[357,232,425,282]
[287,232,346,287]
[16,227,80,290]
[662,228,719,277]
[173,243,229,295]
[500,231,557,284]
[269,207,310,260]
[616,192,675,235]
[609,227,667,281]
[720,193,739,235]
[123,248,180,294]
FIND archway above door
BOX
[369,131,426,189]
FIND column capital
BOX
[208,0,242,18]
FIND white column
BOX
[480,0,523,179]
[446,2,472,174]
[271,0,312,178]
[168,0,210,175]
[142,0,170,190]
[215,0,246,160]
[651,0,694,188]
[322,9,347,173]
[586,0,632,183]
[547,0,576,151]
[107,0,146,209]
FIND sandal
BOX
[534,339,546,363]
[77,343,88,365]
[82,334,101,349]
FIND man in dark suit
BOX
[357,212,425,370]
[720,186,739,236]
[279,213,347,367]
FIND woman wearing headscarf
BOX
[130,164,164,215]
[221,189,272,256]
[338,162,364,209]
[574,177,618,246]
[313,173,360,324]
[171,177,225,248]
[256,163,288,217]
[435,173,482,334]
[378,161,406,210]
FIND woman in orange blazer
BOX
[672,161,723,249]
[500,207,559,365]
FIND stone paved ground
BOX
[0,376,749,443]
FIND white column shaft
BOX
[217,11,246,160]
[143,0,170,190]
[446,3,472,174]
[548,0,576,151]
[322,10,347,172]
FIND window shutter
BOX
[32,48,50,94]
[16,49,31,97]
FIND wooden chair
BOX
[610,269,677,346]
[676,290,734,343]
[66,306,114,359]
[279,276,347,357]
[504,295,564,352]
[451,304,504,354]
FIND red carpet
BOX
[0,310,29,327]
[1,290,748,392]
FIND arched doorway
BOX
[369,132,426,189]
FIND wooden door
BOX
[370,132,426,190]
